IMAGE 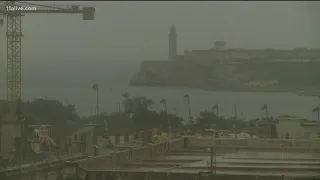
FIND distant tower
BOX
[168,25,177,61]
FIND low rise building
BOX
[275,115,320,139]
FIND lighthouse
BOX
[168,25,177,61]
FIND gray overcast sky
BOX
[0,1,319,66]
[0,1,319,116]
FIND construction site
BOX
[0,0,96,167]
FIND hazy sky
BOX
[0,1,319,66]
[0,1,319,117]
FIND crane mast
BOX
[0,1,95,163]
[5,1,23,115]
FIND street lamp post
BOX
[261,104,269,119]
[92,83,99,116]
[234,104,237,120]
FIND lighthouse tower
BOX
[168,25,177,61]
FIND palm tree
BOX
[160,98,167,113]
[212,104,219,117]
[183,94,193,124]
[261,104,268,118]
[121,92,153,114]
[234,104,237,120]
[122,92,129,99]
[312,106,320,122]
[92,83,99,115]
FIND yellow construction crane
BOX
[0,1,95,163]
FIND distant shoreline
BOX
[129,82,320,98]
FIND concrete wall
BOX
[186,136,320,152]
[276,119,303,139]
[77,138,184,170]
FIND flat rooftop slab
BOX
[85,149,320,178]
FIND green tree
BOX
[312,106,320,121]
[0,99,81,141]
[83,93,184,133]
[195,109,248,131]
[121,92,154,114]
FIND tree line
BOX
[0,93,258,141]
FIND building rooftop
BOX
[300,121,320,126]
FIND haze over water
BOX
[0,59,319,121]
[0,2,319,120]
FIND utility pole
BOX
[92,83,99,116]
[96,86,99,115]
[234,104,237,120]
